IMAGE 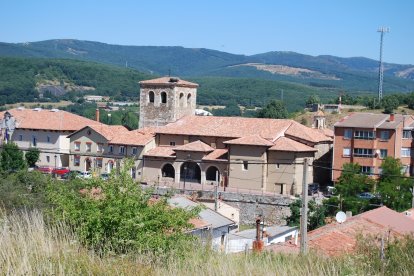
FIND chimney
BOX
[390,113,395,122]
[95,108,100,122]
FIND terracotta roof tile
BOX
[139,77,198,88]
[189,218,210,230]
[285,121,332,143]
[110,130,154,146]
[87,124,129,140]
[334,113,413,129]
[224,135,274,146]
[144,146,176,158]
[202,149,228,161]
[269,137,317,152]
[4,108,99,131]
[158,116,332,144]
[173,140,214,152]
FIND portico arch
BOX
[180,162,201,183]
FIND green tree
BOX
[25,147,40,167]
[378,157,412,211]
[0,142,26,172]
[48,159,199,254]
[257,100,289,119]
[287,199,326,231]
[306,95,320,106]
[324,163,375,216]
[213,102,241,117]
[381,95,399,114]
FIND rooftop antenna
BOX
[377,27,390,101]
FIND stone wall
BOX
[151,187,294,225]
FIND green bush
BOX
[47,159,199,254]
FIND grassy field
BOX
[1,209,414,276]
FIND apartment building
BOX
[67,124,155,177]
[332,113,414,181]
[0,107,99,167]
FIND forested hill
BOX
[1,39,414,94]
[0,57,150,105]
[0,57,325,111]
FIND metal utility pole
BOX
[300,158,309,254]
[377,27,390,101]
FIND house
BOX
[267,206,414,256]
[138,77,333,195]
[168,196,237,251]
[332,113,414,181]
[226,225,298,253]
[200,199,240,226]
[67,124,155,177]
[0,107,99,168]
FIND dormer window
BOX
[161,91,167,104]
[148,91,155,103]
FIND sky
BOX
[1,0,413,64]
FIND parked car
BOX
[357,192,375,200]
[308,183,320,196]
[61,170,82,180]
[100,173,110,180]
[52,167,70,176]
[35,166,53,174]
[79,171,92,179]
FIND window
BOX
[74,142,81,151]
[32,135,37,147]
[380,131,389,140]
[96,158,103,168]
[46,156,50,163]
[74,156,80,166]
[343,148,351,157]
[179,93,184,107]
[148,91,154,103]
[86,143,91,152]
[109,145,113,153]
[354,130,375,140]
[344,129,352,139]
[380,149,388,159]
[361,166,374,175]
[132,147,138,155]
[18,134,23,141]
[170,141,176,146]
[242,161,248,171]
[119,146,125,155]
[403,130,412,139]
[353,148,374,157]
[47,135,51,143]
[401,147,411,157]
[97,143,103,152]
[187,93,192,106]
[161,92,167,104]
[378,168,383,175]
[401,165,409,175]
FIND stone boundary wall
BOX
[151,187,295,225]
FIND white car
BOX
[79,171,92,179]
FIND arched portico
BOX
[180,162,201,183]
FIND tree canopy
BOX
[257,100,289,119]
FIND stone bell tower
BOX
[139,77,198,129]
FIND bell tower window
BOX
[187,93,192,106]
[148,91,155,103]
[161,91,167,104]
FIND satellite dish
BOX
[335,211,347,223]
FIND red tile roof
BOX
[4,108,99,131]
[224,135,274,146]
[173,140,214,152]
[139,77,198,88]
[202,149,228,161]
[306,207,414,256]
[269,137,317,152]
[144,146,176,158]
[157,116,332,144]
[110,130,154,146]
[87,124,129,140]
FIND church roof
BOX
[269,137,317,152]
[223,135,274,146]
[173,140,214,152]
[139,77,198,88]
